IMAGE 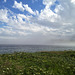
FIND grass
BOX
[0,51,75,75]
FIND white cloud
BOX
[0,9,9,23]
[39,6,60,22]
[23,4,35,15]
[54,5,64,13]
[71,0,75,4]
[0,9,43,38]
[13,1,38,15]
[37,0,60,23]
[43,0,55,5]
[4,0,6,2]
[0,8,59,39]
[13,1,24,12]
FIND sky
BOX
[0,0,75,46]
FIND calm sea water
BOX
[0,45,75,54]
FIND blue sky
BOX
[0,0,75,46]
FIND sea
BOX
[0,45,75,54]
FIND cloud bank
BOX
[0,0,75,45]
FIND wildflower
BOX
[7,68,9,70]
[40,68,42,71]
[20,70,22,72]
[3,70,5,73]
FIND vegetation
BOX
[0,51,75,75]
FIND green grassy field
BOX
[0,51,75,75]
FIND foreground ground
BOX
[0,51,75,75]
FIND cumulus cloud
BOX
[23,4,35,15]
[0,9,9,23]
[13,1,24,12]
[38,5,60,22]
[0,9,46,38]
[13,1,38,15]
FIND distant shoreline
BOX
[0,50,75,54]
[0,44,75,47]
